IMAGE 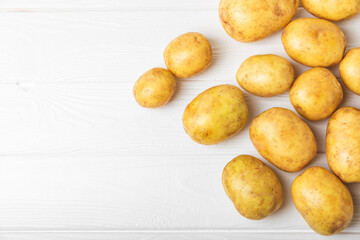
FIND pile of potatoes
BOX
[133,0,360,236]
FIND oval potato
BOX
[339,48,360,95]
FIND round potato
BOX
[222,155,283,220]
[163,32,212,79]
[290,68,343,121]
[219,0,298,42]
[133,67,176,108]
[301,0,360,21]
[236,54,294,97]
[183,85,248,145]
[339,48,360,95]
[292,167,353,236]
[250,107,317,172]
[281,18,346,67]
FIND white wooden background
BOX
[0,0,359,239]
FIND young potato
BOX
[292,167,353,236]
[236,54,294,97]
[163,32,212,79]
[250,107,317,172]
[281,18,346,67]
[290,68,343,121]
[339,48,360,95]
[133,67,176,108]
[219,0,298,42]
[222,155,283,220]
[301,0,360,21]
[326,107,360,183]
[182,85,248,145]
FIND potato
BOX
[183,85,248,145]
[236,54,294,97]
[339,48,360,95]
[250,107,317,172]
[133,67,176,108]
[326,107,360,183]
[219,0,298,42]
[163,32,212,79]
[290,68,343,121]
[292,167,353,235]
[301,0,360,21]
[281,18,346,67]
[222,155,283,220]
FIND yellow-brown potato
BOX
[326,107,360,183]
[219,0,298,42]
[301,0,360,21]
[292,167,353,235]
[290,68,343,121]
[222,155,283,220]
[236,54,294,97]
[281,18,346,67]
[133,67,176,108]
[339,48,360,95]
[250,107,317,172]
[183,85,248,145]
[163,32,212,79]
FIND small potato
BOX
[219,0,298,42]
[339,48,360,95]
[292,167,353,235]
[281,18,346,67]
[183,85,248,145]
[236,54,294,97]
[250,107,317,172]
[290,68,343,121]
[133,67,176,108]
[222,155,283,220]
[163,32,212,79]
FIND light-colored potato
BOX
[219,0,298,42]
[326,107,360,183]
[301,0,360,21]
[292,167,353,236]
[133,67,176,108]
[250,107,317,172]
[236,54,294,97]
[163,32,212,79]
[290,68,343,121]
[222,155,283,220]
[339,48,360,95]
[281,18,346,67]
[183,85,248,145]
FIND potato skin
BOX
[219,0,298,42]
[236,54,294,97]
[222,155,283,220]
[250,107,317,172]
[326,107,360,183]
[163,32,212,79]
[339,48,360,95]
[281,18,346,67]
[182,85,248,145]
[292,167,353,235]
[133,67,176,108]
[290,68,343,121]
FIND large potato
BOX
[326,107,360,183]
[236,54,294,97]
[222,155,283,220]
[281,18,346,67]
[163,32,212,79]
[339,48,360,95]
[292,167,353,235]
[183,85,248,145]
[219,0,298,42]
[250,107,317,172]
[290,68,343,121]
